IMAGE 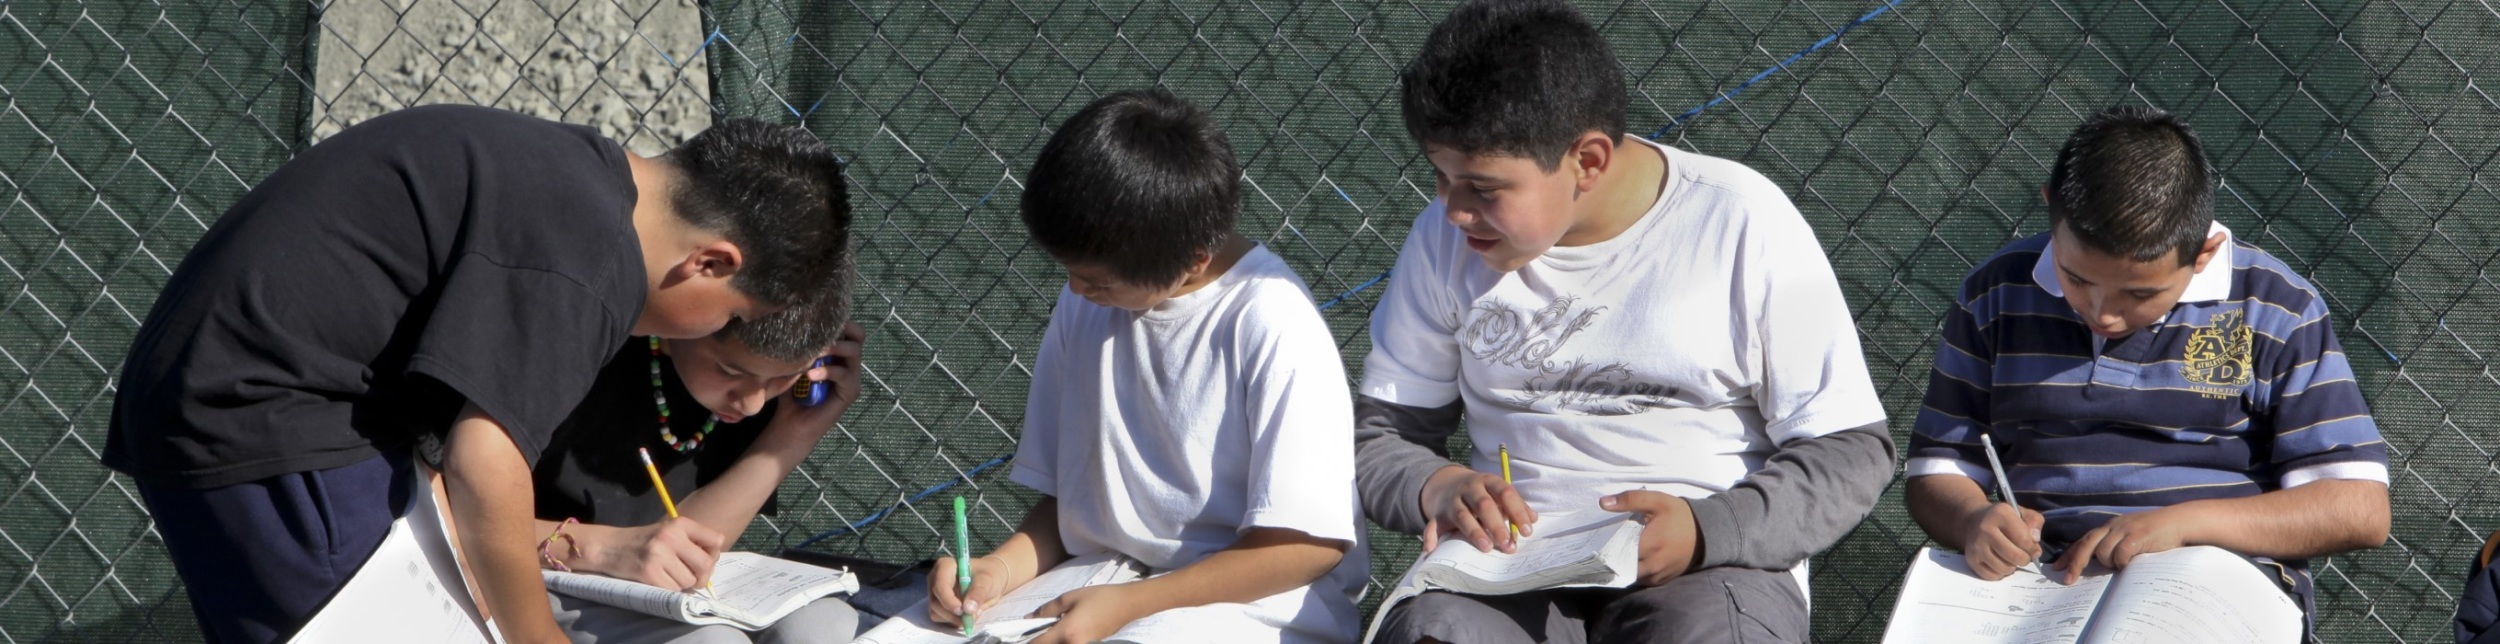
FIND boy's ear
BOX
[676,239,745,282]
[2189,230,2227,272]
[1569,131,1615,194]
[1184,245,1218,279]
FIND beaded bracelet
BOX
[540,517,583,572]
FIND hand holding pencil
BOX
[1417,453,1536,555]
[639,447,719,598]
[927,519,1010,631]
[1953,435,2045,581]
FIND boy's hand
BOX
[2057,505,2201,584]
[811,321,867,411]
[768,322,868,440]
[585,517,726,591]
[929,555,1012,627]
[1956,502,2045,581]
[1031,583,1152,644]
[1600,490,1704,587]
[1419,465,1535,554]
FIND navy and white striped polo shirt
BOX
[1907,225,2389,549]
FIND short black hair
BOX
[664,119,854,309]
[1401,0,1627,169]
[1019,88,1240,286]
[2045,106,2214,266]
[719,259,854,363]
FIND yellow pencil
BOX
[640,447,716,598]
[1499,443,1518,540]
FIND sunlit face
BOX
[1424,143,1582,273]
[2048,223,2204,339]
[663,336,815,423]
[1060,261,1187,313]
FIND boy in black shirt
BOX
[105,105,853,643]
[532,261,865,642]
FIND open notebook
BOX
[854,552,1146,644]
[1361,512,1643,643]
[1882,545,2300,644]
[542,552,858,631]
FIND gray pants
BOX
[546,590,861,644]
[1370,567,1808,644]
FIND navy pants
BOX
[139,452,412,644]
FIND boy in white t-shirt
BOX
[1357,1,1895,641]
[922,88,1368,644]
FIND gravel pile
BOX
[311,0,711,155]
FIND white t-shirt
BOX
[1361,138,1888,515]
[1011,245,1367,643]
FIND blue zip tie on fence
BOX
[1316,269,1390,312]
[788,455,1010,552]
[1650,0,1906,139]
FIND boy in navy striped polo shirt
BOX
[1904,107,2390,626]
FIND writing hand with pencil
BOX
[558,517,726,592]
[929,553,1013,629]
[631,448,723,596]
[1417,463,1536,554]
[932,497,1067,633]
[1955,501,2046,581]
[1957,433,2046,581]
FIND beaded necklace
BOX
[649,337,716,453]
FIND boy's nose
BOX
[2092,304,2129,333]
[737,388,768,416]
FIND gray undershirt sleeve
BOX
[1353,394,1466,536]
[1685,421,1897,570]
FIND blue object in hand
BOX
[792,356,834,406]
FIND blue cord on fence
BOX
[1648,0,1905,139]
[1316,270,1391,312]
[787,455,1010,552]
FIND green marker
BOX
[954,495,973,635]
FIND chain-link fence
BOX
[4,0,2498,641]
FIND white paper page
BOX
[975,552,1140,623]
[1419,513,1635,589]
[698,553,853,618]
[853,603,1064,644]
[853,608,981,644]
[291,465,490,644]
[1881,548,2110,644]
[969,617,1058,643]
[852,553,1137,644]
[2076,546,2302,644]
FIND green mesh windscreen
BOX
[4,0,2494,641]
[0,1,313,641]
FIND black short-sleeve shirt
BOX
[532,339,777,528]
[106,105,646,489]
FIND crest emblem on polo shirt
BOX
[2183,309,2254,395]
